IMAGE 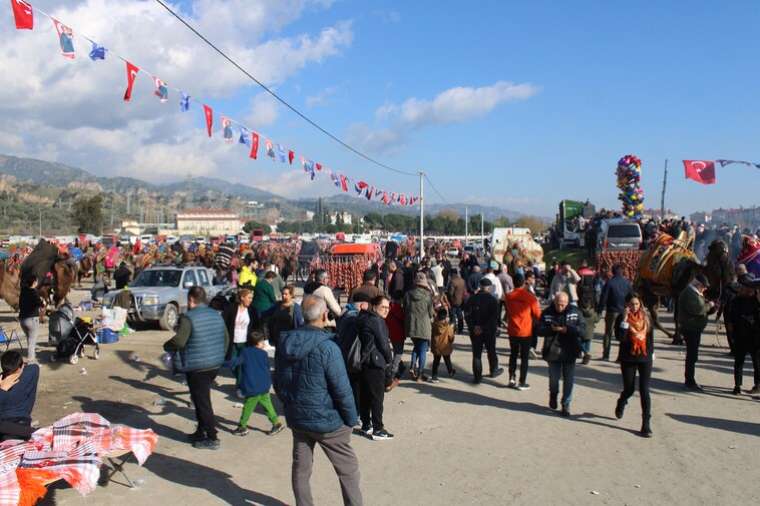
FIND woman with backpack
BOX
[356,295,394,440]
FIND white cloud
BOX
[306,86,338,108]
[249,169,321,198]
[372,9,401,24]
[345,123,404,154]
[351,81,538,154]
[0,0,352,188]
[246,93,279,128]
[389,81,538,127]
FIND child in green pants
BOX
[232,332,284,436]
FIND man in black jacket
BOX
[727,277,760,395]
[597,264,632,360]
[336,293,372,417]
[357,295,394,440]
[538,292,585,416]
[464,278,504,384]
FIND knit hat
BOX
[415,272,429,287]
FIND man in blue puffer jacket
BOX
[274,295,362,506]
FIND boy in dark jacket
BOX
[232,332,284,437]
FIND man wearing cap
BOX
[677,275,716,391]
[464,277,504,383]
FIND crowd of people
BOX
[2,235,759,506]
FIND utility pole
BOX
[38,208,42,237]
[465,206,469,245]
[419,171,425,260]
[480,213,484,249]
[660,159,668,220]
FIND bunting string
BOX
[7,0,419,207]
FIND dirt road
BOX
[3,288,758,505]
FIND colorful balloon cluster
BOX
[616,154,644,218]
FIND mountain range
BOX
[0,154,531,221]
[0,154,280,202]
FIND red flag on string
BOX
[203,104,213,137]
[288,150,294,164]
[315,163,322,172]
[249,132,259,159]
[683,160,716,185]
[339,175,349,192]
[123,61,139,101]
[11,0,33,29]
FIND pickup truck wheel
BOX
[159,304,179,331]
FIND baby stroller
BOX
[50,308,100,365]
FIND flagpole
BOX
[660,159,668,220]
[419,171,425,260]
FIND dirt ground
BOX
[2,286,759,506]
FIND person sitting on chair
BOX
[0,350,40,441]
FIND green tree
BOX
[243,220,272,234]
[71,194,104,234]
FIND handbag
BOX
[542,333,563,362]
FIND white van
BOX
[599,219,642,250]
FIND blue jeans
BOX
[410,338,429,374]
[581,340,591,354]
[548,361,576,408]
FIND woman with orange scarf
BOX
[613,295,654,437]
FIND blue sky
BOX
[3,0,759,216]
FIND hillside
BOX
[0,154,539,235]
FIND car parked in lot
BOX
[102,265,226,330]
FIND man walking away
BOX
[335,293,372,418]
[447,268,466,334]
[597,264,632,360]
[164,286,228,450]
[678,275,714,391]
[504,274,541,390]
[274,295,362,506]
[464,278,504,383]
[728,276,760,394]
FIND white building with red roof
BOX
[175,208,241,236]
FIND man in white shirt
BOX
[483,266,503,300]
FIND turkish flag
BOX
[249,132,259,159]
[288,150,294,164]
[683,160,716,185]
[11,0,33,30]
[123,61,139,101]
[203,104,213,137]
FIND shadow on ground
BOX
[666,413,760,437]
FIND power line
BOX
[424,174,449,204]
[152,0,417,177]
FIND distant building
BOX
[176,208,241,236]
[689,212,711,224]
[711,206,760,229]
[329,211,352,226]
